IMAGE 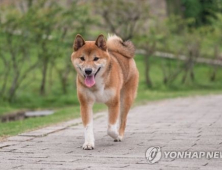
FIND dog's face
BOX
[71,34,110,87]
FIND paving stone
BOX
[7,136,34,142]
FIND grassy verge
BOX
[1,55,222,139]
[0,103,106,139]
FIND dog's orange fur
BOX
[71,34,139,149]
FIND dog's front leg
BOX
[80,100,94,150]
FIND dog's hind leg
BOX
[118,76,138,142]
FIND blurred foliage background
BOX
[1,0,222,135]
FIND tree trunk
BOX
[182,50,195,84]
[182,60,190,84]
[61,68,70,94]
[144,55,152,87]
[210,70,216,82]
[0,61,10,98]
[210,45,218,82]
[160,61,168,84]
[40,60,48,95]
[189,59,195,82]
[8,72,19,102]
[190,69,195,82]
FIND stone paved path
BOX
[1,95,222,170]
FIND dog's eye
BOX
[80,57,85,61]
[93,57,99,61]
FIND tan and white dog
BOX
[71,34,139,150]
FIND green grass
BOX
[0,103,106,138]
[1,54,222,139]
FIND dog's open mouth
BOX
[84,67,101,87]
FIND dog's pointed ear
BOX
[73,34,85,51]
[95,34,106,51]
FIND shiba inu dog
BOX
[71,34,139,150]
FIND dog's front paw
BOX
[114,136,123,142]
[82,142,94,150]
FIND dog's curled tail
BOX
[107,34,135,58]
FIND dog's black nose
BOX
[85,68,92,75]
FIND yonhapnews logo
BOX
[145,146,222,164]
[145,146,162,164]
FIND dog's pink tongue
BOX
[85,76,95,87]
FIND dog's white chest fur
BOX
[84,84,114,103]
[93,87,114,103]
